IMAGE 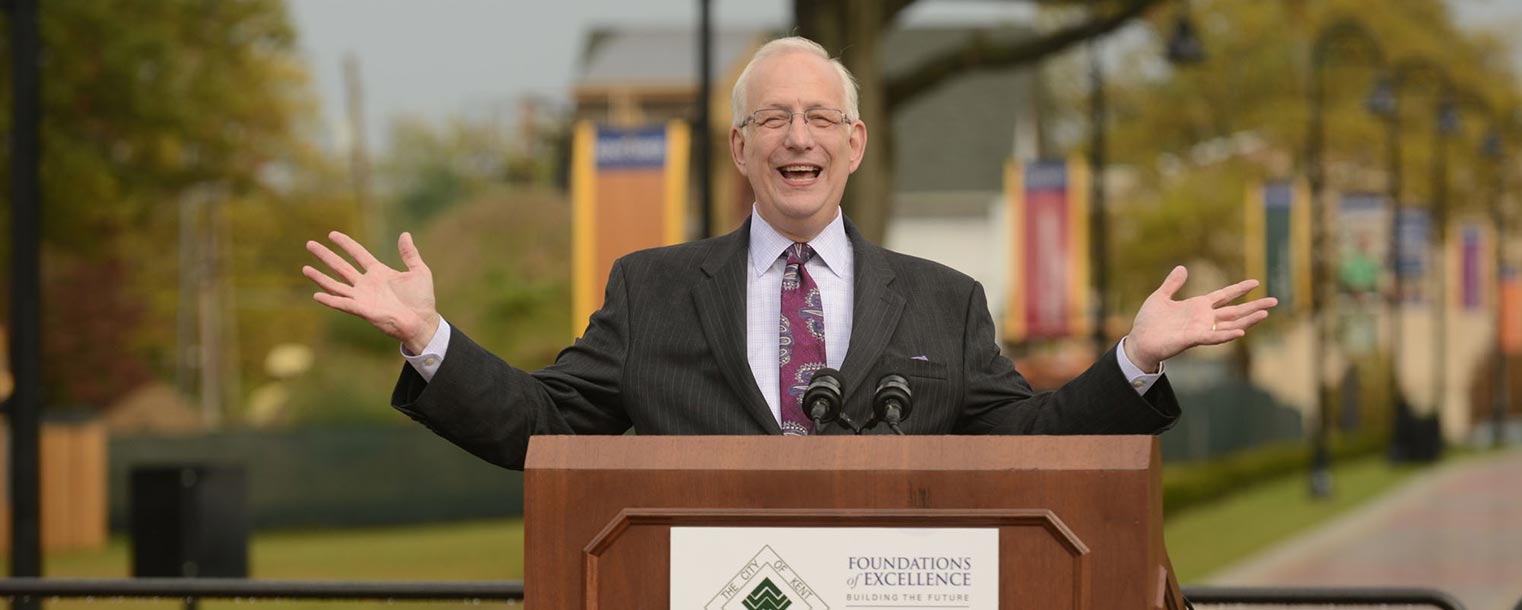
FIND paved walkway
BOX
[1209,448,1522,610]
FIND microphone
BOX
[803,368,857,433]
[870,374,913,435]
[803,368,843,426]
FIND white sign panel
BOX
[671,527,999,610]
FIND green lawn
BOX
[24,520,526,610]
[44,520,524,581]
[1164,452,1422,583]
[11,450,1449,608]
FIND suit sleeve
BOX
[953,281,1180,435]
[391,259,636,470]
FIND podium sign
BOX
[672,527,1000,610]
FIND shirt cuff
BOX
[1115,336,1164,395]
[401,317,452,383]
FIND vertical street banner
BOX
[1004,158,1090,343]
[1335,192,1390,297]
[1336,192,1389,356]
[1244,179,1310,312]
[1395,207,1431,303]
[1501,266,1522,355]
[571,120,690,335]
[1459,222,1486,311]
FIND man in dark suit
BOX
[303,37,1275,471]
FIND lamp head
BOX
[1166,15,1206,65]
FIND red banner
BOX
[1005,158,1089,343]
[1502,269,1522,355]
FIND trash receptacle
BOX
[130,465,248,578]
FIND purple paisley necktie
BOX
[779,243,826,436]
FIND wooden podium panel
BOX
[524,435,1181,610]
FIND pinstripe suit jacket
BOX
[392,218,1179,470]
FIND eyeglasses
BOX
[741,108,851,130]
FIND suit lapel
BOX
[693,220,783,434]
[838,221,905,403]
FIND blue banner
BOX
[1396,207,1430,303]
[594,126,667,169]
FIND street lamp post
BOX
[1449,88,1511,449]
[696,0,713,238]
[1089,10,1203,358]
[1367,57,1455,462]
[1487,118,1514,447]
[6,0,46,606]
[1431,95,1458,457]
[1306,19,1387,498]
[1090,37,1108,358]
[1487,128,1509,448]
[1478,110,1510,449]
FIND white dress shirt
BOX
[746,209,855,424]
[403,208,1164,414]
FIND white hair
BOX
[730,36,861,128]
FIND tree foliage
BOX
[1,0,349,410]
[378,109,568,229]
[1061,0,1521,313]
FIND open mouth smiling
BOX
[777,164,823,185]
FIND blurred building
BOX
[573,27,767,236]
[879,26,1045,339]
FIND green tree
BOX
[1,0,344,411]
[1062,0,1520,314]
[380,110,568,229]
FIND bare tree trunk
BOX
[797,0,891,244]
[841,1,889,245]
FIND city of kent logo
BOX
[743,578,791,610]
[704,546,829,610]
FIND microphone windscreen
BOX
[803,368,845,424]
[873,373,913,423]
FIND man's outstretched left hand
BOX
[1124,265,1277,372]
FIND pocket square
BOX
[911,355,929,361]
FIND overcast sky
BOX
[285,0,1050,150]
[287,0,1521,152]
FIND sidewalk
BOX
[1209,448,1522,610]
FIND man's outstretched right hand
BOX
[303,231,440,354]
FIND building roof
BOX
[577,27,768,89]
[884,26,1040,195]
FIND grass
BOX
[16,520,526,610]
[11,449,1477,607]
[1163,452,1422,583]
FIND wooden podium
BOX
[524,435,1185,610]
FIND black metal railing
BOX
[1183,585,1468,609]
[0,579,1495,609]
[0,578,523,602]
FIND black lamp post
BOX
[1489,115,1516,448]
[1090,8,1204,357]
[7,0,46,603]
[696,0,713,238]
[1478,108,1510,450]
[1165,12,1207,65]
[1366,57,1455,462]
[1448,88,1511,449]
[1306,18,1387,498]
